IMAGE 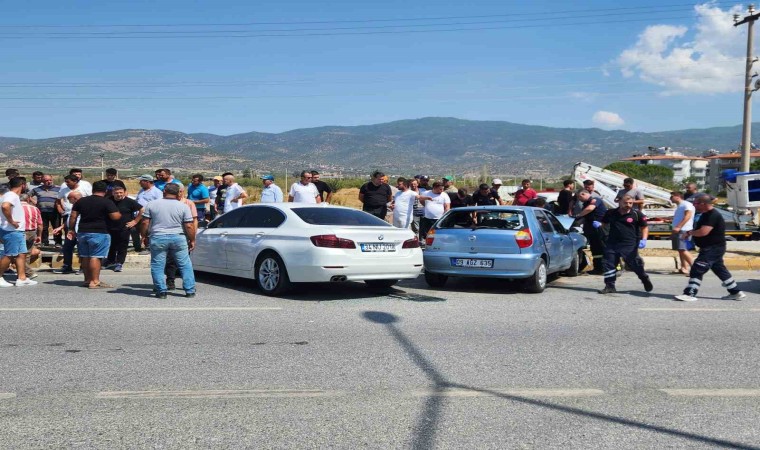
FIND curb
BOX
[641,256,755,272]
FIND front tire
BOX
[424,271,448,288]
[255,253,291,296]
[524,259,547,293]
[564,251,580,277]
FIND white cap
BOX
[492,178,503,185]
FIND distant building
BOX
[704,150,760,193]
[621,147,708,189]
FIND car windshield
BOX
[292,207,392,227]
[437,210,526,230]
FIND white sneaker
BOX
[722,291,747,301]
[0,278,13,288]
[674,294,698,302]
[15,279,38,287]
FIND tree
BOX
[750,159,760,171]
[242,168,252,179]
[604,162,676,189]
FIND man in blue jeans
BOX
[139,183,196,299]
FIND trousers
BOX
[602,243,647,287]
[149,234,195,294]
[684,245,739,296]
[41,211,61,245]
[107,228,130,265]
[584,225,607,269]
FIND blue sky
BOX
[0,0,754,138]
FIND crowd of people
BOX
[0,167,748,302]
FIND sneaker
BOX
[0,278,14,288]
[76,268,83,275]
[185,292,196,299]
[722,291,747,301]
[156,291,167,299]
[15,279,38,287]
[53,266,75,274]
[642,278,653,293]
[113,264,123,272]
[598,286,617,294]
[166,281,176,291]
[25,271,38,279]
[674,294,698,302]
[103,263,117,270]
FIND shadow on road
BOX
[362,310,760,450]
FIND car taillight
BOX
[425,229,436,246]
[402,237,420,248]
[310,234,356,249]
[515,229,533,248]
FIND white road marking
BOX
[411,388,605,398]
[97,389,340,399]
[640,308,760,312]
[0,307,282,312]
[660,389,760,397]
[0,393,16,399]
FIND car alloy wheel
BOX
[258,257,281,292]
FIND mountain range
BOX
[0,117,752,176]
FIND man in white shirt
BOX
[391,177,418,229]
[288,170,321,204]
[60,168,93,195]
[222,174,248,213]
[0,177,36,287]
[418,181,451,239]
[57,175,91,220]
[670,191,695,275]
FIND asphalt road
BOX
[1,269,759,449]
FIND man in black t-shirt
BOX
[576,190,608,275]
[359,171,392,219]
[105,184,143,272]
[471,184,499,206]
[311,171,333,203]
[99,168,123,199]
[68,181,121,289]
[449,188,474,208]
[557,180,574,215]
[675,195,746,301]
[597,195,652,294]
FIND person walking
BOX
[597,195,653,294]
[289,171,321,204]
[20,193,42,279]
[576,190,608,275]
[260,175,284,203]
[359,171,392,219]
[31,174,61,247]
[68,181,121,289]
[670,191,695,275]
[105,184,143,273]
[674,195,746,302]
[0,177,37,287]
[187,174,210,222]
[139,183,196,299]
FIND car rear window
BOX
[292,207,392,227]
[437,210,526,230]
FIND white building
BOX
[622,148,708,189]
[705,151,760,193]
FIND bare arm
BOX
[672,209,693,232]
[1,202,16,227]
[183,221,196,251]
[127,207,144,229]
[640,225,649,240]
[358,193,365,204]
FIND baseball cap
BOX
[137,174,154,182]
[492,178,503,185]
[213,175,223,181]
[261,175,275,181]
[420,175,429,181]
[443,175,454,181]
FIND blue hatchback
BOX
[422,206,587,293]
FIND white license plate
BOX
[360,243,396,252]
[452,258,493,268]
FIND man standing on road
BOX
[419,181,450,239]
[289,171,321,204]
[670,191,695,275]
[105,184,143,273]
[0,178,37,287]
[134,175,162,254]
[100,168,122,198]
[208,176,222,218]
[615,178,645,210]
[187,174,210,222]
[61,168,92,195]
[311,171,333,203]
[32,175,61,247]
[513,179,537,206]
[558,180,575,215]
[55,174,90,274]
[390,177,418,229]
[260,175,283,203]
[359,171,392,219]
[576,190,608,275]
[20,193,42,279]
[674,195,746,302]
[597,195,652,294]
[140,183,196,299]
[68,181,121,289]
[222,173,247,212]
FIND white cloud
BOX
[617,3,745,94]
[592,111,625,128]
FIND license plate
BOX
[360,243,396,252]
[451,258,493,268]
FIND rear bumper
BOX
[287,250,424,282]
[423,252,541,279]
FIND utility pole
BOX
[100,153,105,180]
[734,4,760,172]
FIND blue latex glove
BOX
[592,221,602,229]
[638,239,647,249]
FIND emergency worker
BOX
[576,190,607,274]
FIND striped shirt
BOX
[22,202,42,232]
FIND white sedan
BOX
[191,204,423,295]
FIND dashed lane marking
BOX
[0,307,282,312]
[639,308,760,312]
[411,388,605,398]
[661,389,760,397]
[97,389,341,399]
[0,393,16,400]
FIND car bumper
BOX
[287,250,424,282]
[423,252,542,279]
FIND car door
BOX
[534,210,568,271]
[224,206,286,273]
[545,211,574,268]
[193,208,246,270]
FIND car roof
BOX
[446,205,536,213]
[235,203,357,212]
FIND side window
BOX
[546,213,566,234]
[240,206,286,228]
[208,208,246,228]
[534,210,554,234]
